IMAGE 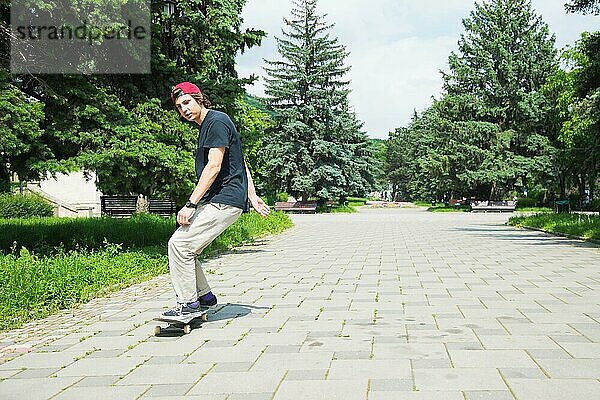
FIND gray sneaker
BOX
[161,302,203,319]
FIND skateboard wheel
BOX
[154,326,161,336]
[201,314,208,322]
[183,324,192,334]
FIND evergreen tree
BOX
[443,0,557,130]
[565,0,600,15]
[440,0,558,198]
[262,0,375,201]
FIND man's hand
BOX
[177,206,196,226]
[250,195,270,217]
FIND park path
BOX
[1,207,599,400]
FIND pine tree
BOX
[441,0,558,199]
[443,0,557,130]
[565,0,600,15]
[262,0,375,201]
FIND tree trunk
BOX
[559,174,566,199]
[0,165,10,193]
[489,182,497,201]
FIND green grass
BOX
[508,213,600,241]
[0,213,174,255]
[347,201,365,207]
[514,207,553,213]
[0,245,167,331]
[0,211,292,331]
[427,205,471,212]
[413,201,432,207]
[331,205,357,213]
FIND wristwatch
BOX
[185,200,197,209]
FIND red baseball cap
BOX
[171,82,202,103]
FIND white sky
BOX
[235,0,599,139]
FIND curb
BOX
[508,224,600,246]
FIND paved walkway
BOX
[1,208,599,400]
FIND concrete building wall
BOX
[33,171,103,217]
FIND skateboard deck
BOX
[153,311,208,335]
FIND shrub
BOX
[0,193,54,218]
[0,213,175,255]
[0,211,293,256]
[516,197,537,209]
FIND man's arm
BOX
[177,147,224,225]
[190,147,225,204]
[246,165,257,199]
[246,165,270,217]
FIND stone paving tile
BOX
[250,351,333,371]
[536,358,600,378]
[116,363,213,385]
[273,379,368,400]
[0,351,84,371]
[448,349,538,368]
[56,356,147,377]
[52,385,149,400]
[506,378,600,400]
[0,377,81,400]
[143,383,194,397]
[558,342,600,358]
[370,378,413,391]
[285,369,327,380]
[327,359,411,380]
[72,375,119,386]
[370,391,464,400]
[10,367,59,379]
[464,390,514,400]
[413,367,507,391]
[187,371,285,396]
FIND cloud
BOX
[237,0,599,139]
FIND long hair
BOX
[190,93,211,108]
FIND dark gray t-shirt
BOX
[195,110,248,211]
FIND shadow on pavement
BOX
[449,226,599,249]
[207,303,271,322]
[154,303,271,337]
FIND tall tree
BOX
[440,0,558,198]
[262,0,375,201]
[565,0,600,15]
[0,1,266,200]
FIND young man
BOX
[162,81,270,319]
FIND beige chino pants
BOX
[168,202,242,303]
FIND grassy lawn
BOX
[0,211,292,331]
[508,213,600,241]
[331,205,357,213]
[515,207,553,213]
[414,201,432,207]
[427,205,471,212]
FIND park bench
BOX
[101,196,177,217]
[470,200,516,213]
[274,201,318,214]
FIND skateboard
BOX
[153,311,208,336]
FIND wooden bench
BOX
[101,196,177,217]
[274,201,318,214]
[470,200,516,213]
